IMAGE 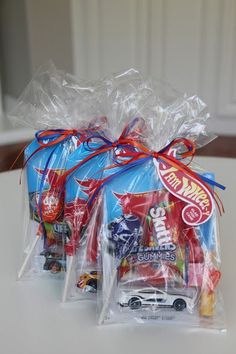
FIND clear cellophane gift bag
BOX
[95,73,225,330]
[9,62,108,279]
[61,69,159,302]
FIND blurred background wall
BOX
[0,0,236,145]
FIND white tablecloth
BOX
[0,157,235,354]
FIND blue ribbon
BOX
[88,154,225,208]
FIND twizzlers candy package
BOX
[97,90,226,330]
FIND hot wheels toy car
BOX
[119,287,194,311]
[40,221,69,273]
[77,271,101,292]
[42,251,66,273]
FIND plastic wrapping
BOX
[62,142,109,300]
[18,134,79,279]
[89,69,216,150]
[91,71,224,330]
[15,64,159,281]
[59,71,190,301]
[13,63,225,331]
[62,118,149,302]
[9,61,100,130]
[97,162,225,329]
[14,63,107,279]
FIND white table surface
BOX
[0,157,235,354]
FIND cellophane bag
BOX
[62,69,159,302]
[97,76,225,330]
[9,62,107,279]
[62,140,110,300]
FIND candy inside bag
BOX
[18,116,108,279]
[98,158,225,329]
[18,132,81,279]
[60,68,163,302]
[13,62,108,279]
[62,141,110,301]
[63,196,103,301]
[62,117,150,302]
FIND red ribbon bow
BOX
[100,137,224,216]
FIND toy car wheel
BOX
[49,261,61,274]
[87,278,97,291]
[173,299,186,311]
[44,251,51,257]
[128,297,142,310]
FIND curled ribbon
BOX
[11,129,83,244]
[10,129,83,176]
[12,118,144,248]
[58,117,146,184]
[39,131,84,244]
[59,117,147,254]
[13,118,109,244]
[23,129,82,170]
[86,137,225,218]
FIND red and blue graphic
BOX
[64,142,111,256]
[24,133,79,273]
[102,156,219,289]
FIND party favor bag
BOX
[62,118,148,302]
[61,68,161,302]
[97,89,225,330]
[10,62,103,279]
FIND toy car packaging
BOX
[97,91,226,331]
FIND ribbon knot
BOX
[35,128,81,147]
[60,117,147,183]
[111,141,118,148]
[86,137,225,219]
[70,129,79,136]
[152,151,160,159]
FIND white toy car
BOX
[119,287,194,311]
